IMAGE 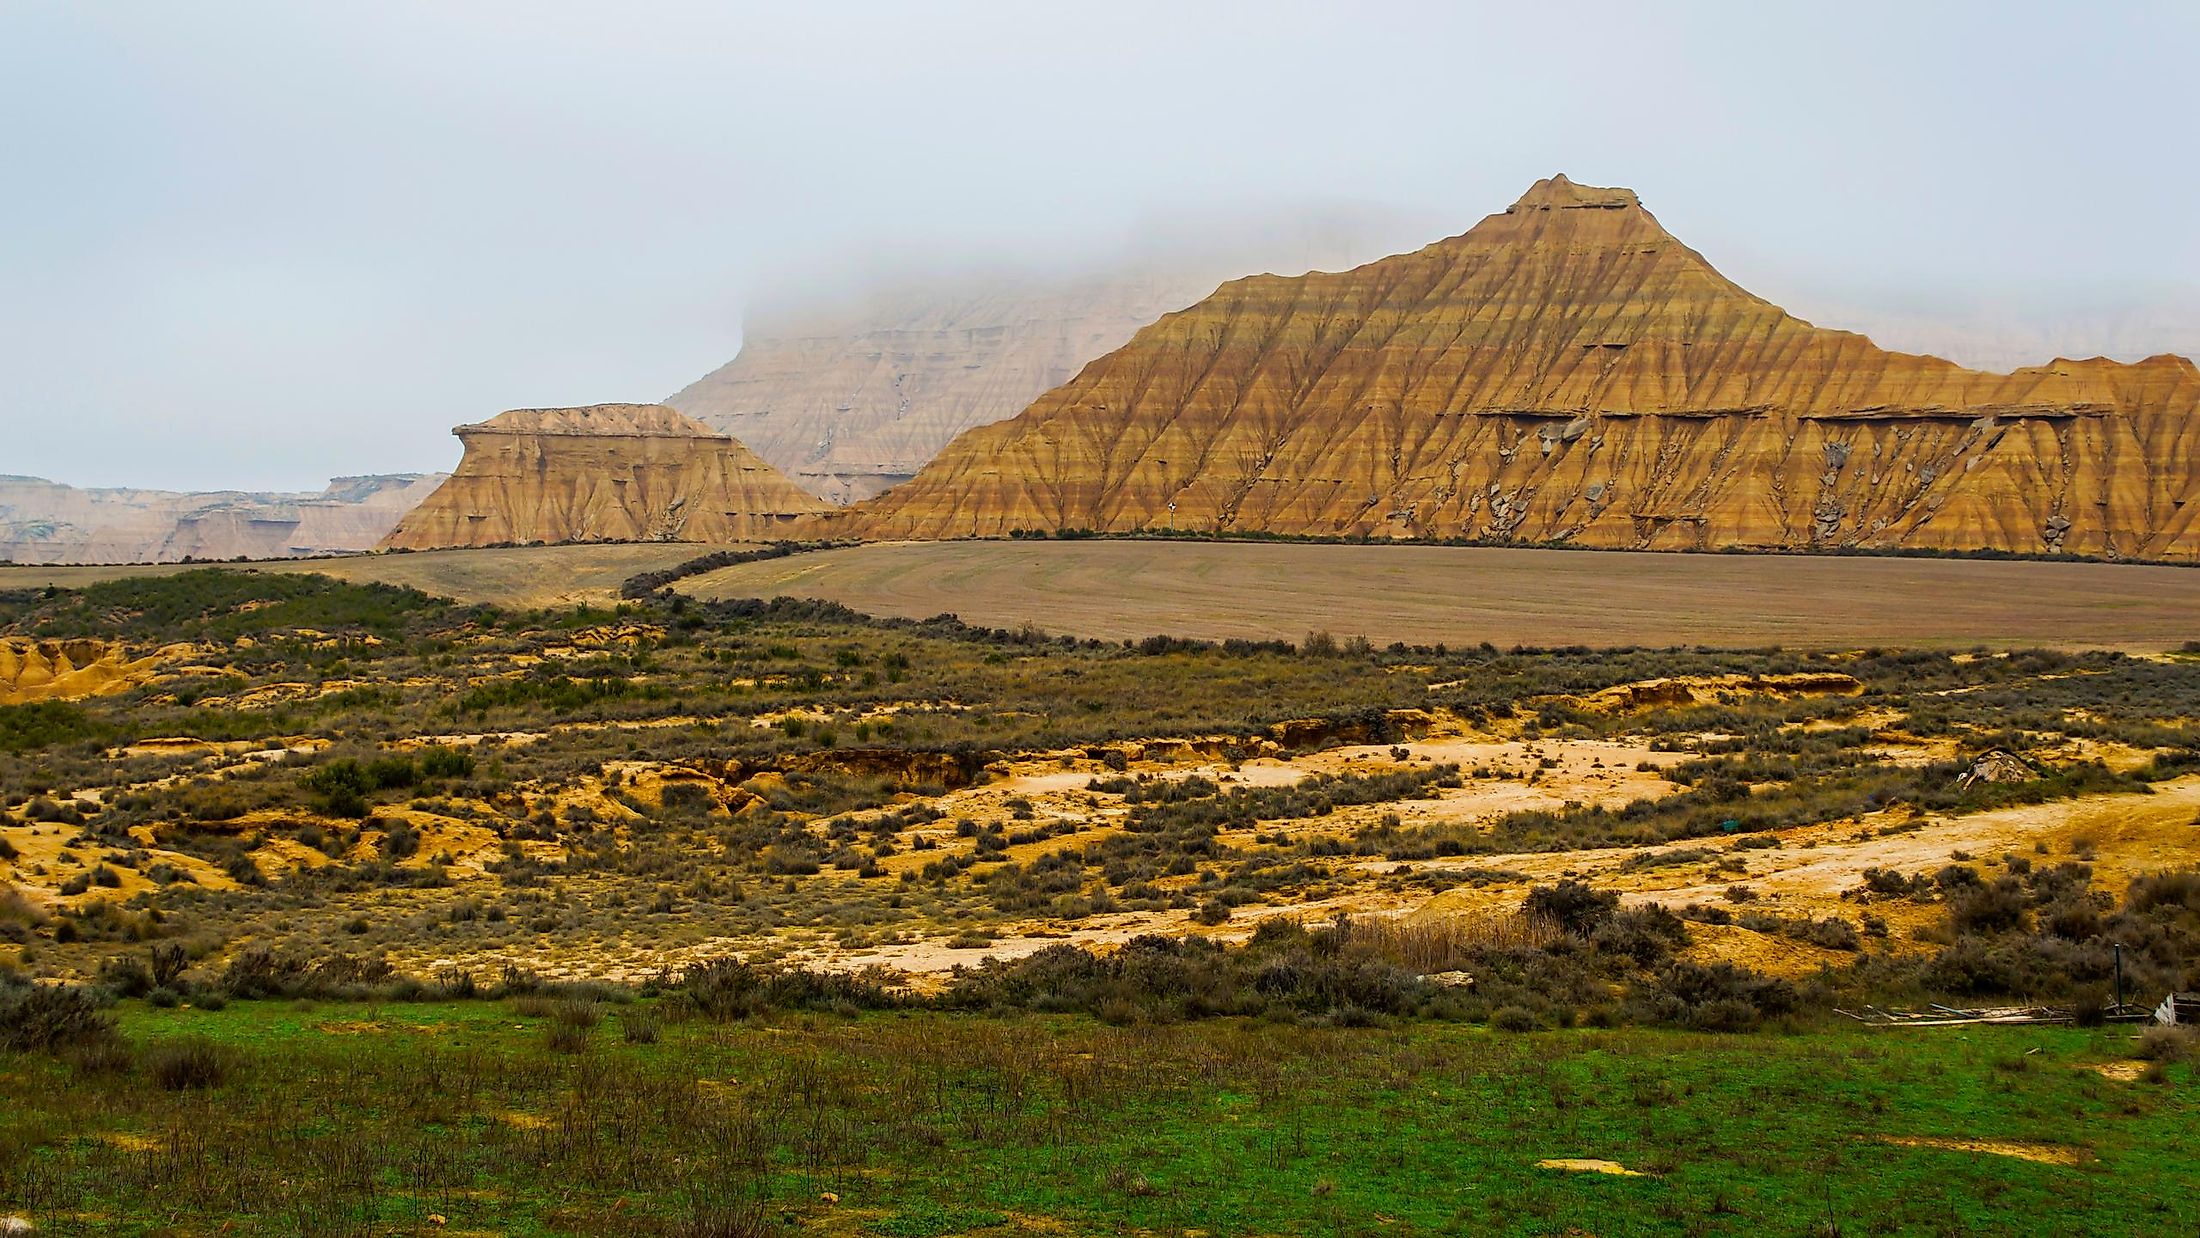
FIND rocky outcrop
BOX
[0,638,172,704]
[379,404,826,550]
[823,176,2200,559]
[0,474,445,565]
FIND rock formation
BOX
[666,213,1420,504]
[379,404,826,550]
[667,275,1237,503]
[0,638,171,704]
[0,474,446,565]
[824,176,2200,559]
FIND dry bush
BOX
[1333,911,1560,973]
[552,999,602,1030]
[544,1020,590,1054]
[145,1037,229,1090]
[0,982,115,1052]
[2136,1025,2194,1063]
[619,1006,662,1044]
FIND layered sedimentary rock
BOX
[826,176,2200,559]
[0,474,446,565]
[380,404,825,549]
[667,275,1233,503]
[667,211,1423,504]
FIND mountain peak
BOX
[1507,174,1641,212]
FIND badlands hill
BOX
[0,473,446,565]
[667,274,1221,503]
[381,404,825,550]
[825,176,2200,558]
[666,212,1424,504]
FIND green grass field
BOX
[2,1000,2191,1236]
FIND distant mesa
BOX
[379,403,827,550]
[0,473,447,566]
[819,175,2200,559]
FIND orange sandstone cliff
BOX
[822,176,2200,558]
[380,404,825,550]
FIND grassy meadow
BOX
[2,999,2192,1237]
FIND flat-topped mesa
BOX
[461,404,723,438]
[820,176,2200,559]
[380,403,826,550]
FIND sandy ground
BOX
[683,540,2200,652]
[13,691,2198,984]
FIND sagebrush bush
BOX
[145,1037,229,1090]
[620,1007,662,1044]
[2137,1025,2194,1063]
[0,981,115,1052]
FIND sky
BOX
[3,1,2196,491]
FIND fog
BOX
[3,1,2195,490]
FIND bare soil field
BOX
[683,540,2200,651]
[0,542,744,608]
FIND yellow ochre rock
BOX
[380,404,826,550]
[819,175,2200,558]
[0,637,172,704]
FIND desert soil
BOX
[681,540,2200,652]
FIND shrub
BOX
[2137,1025,2194,1063]
[1524,880,1618,936]
[620,1007,662,1044]
[544,1020,590,1053]
[670,957,898,1021]
[220,948,396,999]
[0,982,115,1052]
[98,953,156,998]
[552,999,602,1030]
[1490,1004,1540,1032]
[1950,879,2030,935]
[146,1037,229,1090]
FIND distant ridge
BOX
[0,473,446,565]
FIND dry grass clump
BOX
[145,1036,229,1090]
[619,1006,661,1044]
[2136,1024,2194,1063]
[1332,911,1561,973]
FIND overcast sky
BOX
[4,1,2196,491]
